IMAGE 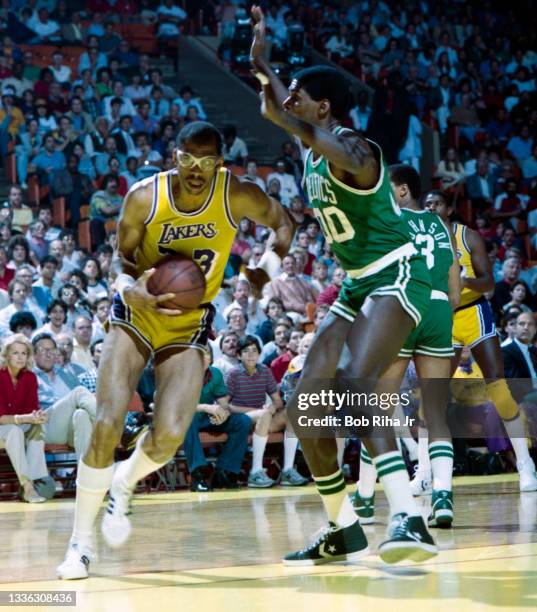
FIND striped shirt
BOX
[225,364,278,409]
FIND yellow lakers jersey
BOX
[453,223,481,307]
[136,168,238,303]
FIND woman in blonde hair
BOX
[0,334,50,503]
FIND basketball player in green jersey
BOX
[353,165,461,529]
[251,6,437,565]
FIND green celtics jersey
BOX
[303,131,414,277]
[401,208,453,293]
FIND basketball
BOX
[146,254,206,310]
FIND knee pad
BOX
[486,379,519,420]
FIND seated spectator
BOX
[35,299,70,340]
[99,21,122,57]
[94,136,126,177]
[222,125,248,165]
[9,311,38,339]
[91,296,111,343]
[0,279,42,338]
[280,332,314,403]
[288,196,312,226]
[58,284,91,328]
[82,257,108,304]
[61,10,86,45]
[262,322,293,367]
[71,315,94,371]
[67,97,95,138]
[267,159,299,207]
[492,180,530,231]
[213,331,240,376]
[148,68,179,101]
[34,99,58,135]
[78,339,104,394]
[436,147,466,191]
[316,266,346,306]
[270,328,304,384]
[49,50,71,84]
[26,220,48,263]
[36,205,61,244]
[28,8,60,43]
[242,159,266,191]
[2,185,32,233]
[157,0,187,39]
[255,297,284,344]
[265,254,318,320]
[466,160,497,210]
[30,133,66,188]
[90,174,123,247]
[33,333,96,459]
[502,281,533,316]
[55,334,86,379]
[522,143,537,188]
[172,86,207,120]
[104,81,136,120]
[149,86,170,121]
[500,311,520,347]
[503,313,537,401]
[310,259,329,293]
[60,229,84,276]
[7,236,37,273]
[0,245,14,292]
[132,100,158,136]
[491,257,531,313]
[78,46,108,78]
[222,279,265,334]
[294,231,316,275]
[114,39,140,69]
[267,177,282,202]
[450,94,485,144]
[507,125,534,163]
[0,334,50,503]
[183,347,251,491]
[125,74,151,104]
[350,90,372,133]
[31,255,60,313]
[226,336,306,488]
[133,133,163,175]
[15,118,42,190]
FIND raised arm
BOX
[464,227,495,295]
[250,6,378,188]
[229,175,296,295]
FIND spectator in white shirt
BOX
[48,51,71,84]
[29,8,60,43]
[103,81,136,119]
[242,159,266,191]
[124,74,151,104]
[157,0,187,39]
[172,86,207,120]
[267,159,299,206]
[222,125,248,164]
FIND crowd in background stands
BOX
[0,0,536,498]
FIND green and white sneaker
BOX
[283,520,370,566]
[428,490,453,528]
[379,512,438,564]
[280,468,309,486]
[351,490,375,524]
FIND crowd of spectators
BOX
[0,0,536,499]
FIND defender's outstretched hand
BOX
[250,5,266,67]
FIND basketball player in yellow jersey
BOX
[425,190,537,493]
[57,122,295,580]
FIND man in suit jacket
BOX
[467,160,497,210]
[61,11,87,45]
[502,312,537,402]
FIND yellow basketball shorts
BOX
[452,297,497,349]
[110,292,215,358]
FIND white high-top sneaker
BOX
[517,459,537,492]
[409,469,432,497]
[57,540,94,580]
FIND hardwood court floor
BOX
[0,474,536,612]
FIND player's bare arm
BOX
[464,228,495,294]
[229,175,296,294]
[112,182,180,315]
[448,226,462,309]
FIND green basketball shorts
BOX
[398,294,454,358]
[331,252,432,327]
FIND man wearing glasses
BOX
[32,333,96,461]
[58,121,295,579]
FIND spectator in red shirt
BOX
[270,328,304,384]
[316,266,346,306]
[0,334,49,503]
[0,245,15,292]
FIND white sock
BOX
[503,416,532,465]
[417,427,431,473]
[283,430,298,472]
[358,446,377,498]
[251,433,268,474]
[314,469,356,527]
[336,437,345,468]
[393,403,418,461]
[373,451,419,517]
[113,434,167,491]
[72,461,114,545]
[429,441,454,491]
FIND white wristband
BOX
[256,250,282,279]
